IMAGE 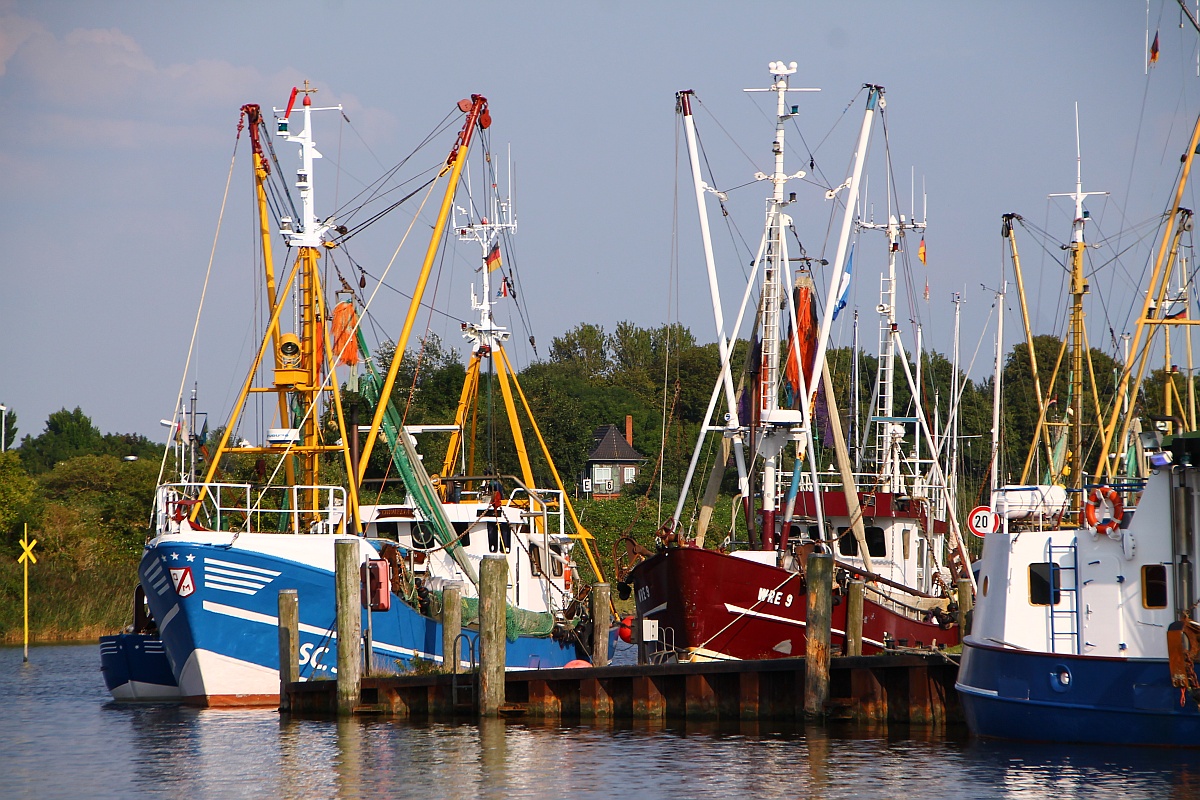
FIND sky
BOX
[3,1,1200,443]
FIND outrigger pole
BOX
[356,96,491,485]
[1095,110,1200,480]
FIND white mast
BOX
[810,85,882,410]
[453,160,517,357]
[990,283,1006,495]
[856,142,925,491]
[951,292,962,507]
[750,60,819,546]
[676,90,750,507]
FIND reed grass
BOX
[0,556,138,643]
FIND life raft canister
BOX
[1083,485,1124,536]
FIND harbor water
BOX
[1,644,1197,799]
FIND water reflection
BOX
[1,645,1196,800]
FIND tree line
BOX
[2,323,1186,567]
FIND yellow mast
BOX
[193,86,361,531]
[357,96,492,486]
[1004,214,1056,483]
[1096,111,1200,479]
[1045,108,1106,511]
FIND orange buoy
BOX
[564,659,591,669]
[618,615,635,644]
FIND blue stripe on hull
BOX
[140,542,579,695]
[957,637,1200,747]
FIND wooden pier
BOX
[284,650,962,726]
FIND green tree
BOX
[0,451,39,550]
[37,454,161,565]
[550,323,610,378]
[1,405,15,453]
[19,407,104,474]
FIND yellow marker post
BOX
[18,524,37,663]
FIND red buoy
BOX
[618,615,635,644]
[564,659,591,669]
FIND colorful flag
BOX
[923,279,930,302]
[485,244,502,272]
[832,246,854,321]
[918,236,927,265]
[1151,31,1160,66]
[1166,306,1188,320]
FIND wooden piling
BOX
[335,539,362,716]
[479,555,507,716]
[441,581,463,674]
[804,552,833,718]
[846,580,864,657]
[591,583,610,667]
[957,577,974,641]
[278,589,299,712]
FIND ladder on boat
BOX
[1047,541,1079,654]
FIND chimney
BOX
[625,415,633,448]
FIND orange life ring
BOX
[1083,485,1124,536]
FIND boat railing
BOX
[780,469,950,520]
[153,482,347,536]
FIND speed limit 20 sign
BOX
[968,506,999,537]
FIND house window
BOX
[1029,562,1061,606]
[1143,564,1168,609]
[623,466,636,484]
[593,466,612,482]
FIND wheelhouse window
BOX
[837,526,886,558]
[1029,562,1061,606]
[529,543,543,576]
[548,545,565,577]
[373,521,399,541]
[1143,564,1168,609]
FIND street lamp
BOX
[0,404,7,453]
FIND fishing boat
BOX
[957,111,1200,746]
[99,586,180,701]
[137,87,601,706]
[625,62,970,663]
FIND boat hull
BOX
[99,633,181,701]
[957,636,1200,747]
[139,534,582,706]
[630,546,957,661]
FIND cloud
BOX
[0,12,40,77]
[0,13,302,151]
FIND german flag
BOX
[1151,31,1160,67]
[918,236,927,265]
[485,244,502,272]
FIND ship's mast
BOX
[750,61,822,548]
[194,83,361,531]
[1048,105,1106,503]
[858,202,925,490]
